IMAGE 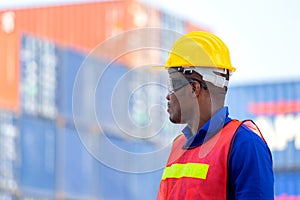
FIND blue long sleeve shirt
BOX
[181,107,274,199]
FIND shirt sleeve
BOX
[227,124,274,200]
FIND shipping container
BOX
[55,127,164,200]
[20,34,60,119]
[0,12,19,111]
[58,48,85,123]
[17,115,56,197]
[94,62,130,133]
[56,125,97,199]
[70,50,132,132]
[227,80,300,198]
[0,111,20,195]
[96,134,163,200]
[0,190,18,200]
[275,171,300,199]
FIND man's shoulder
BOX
[230,120,272,157]
[234,120,266,144]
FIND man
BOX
[157,32,274,199]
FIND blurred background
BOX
[0,0,299,199]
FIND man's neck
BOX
[187,116,210,135]
[187,105,223,134]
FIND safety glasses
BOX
[167,77,208,94]
[168,67,230,88]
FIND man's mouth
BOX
[167,103,171,113]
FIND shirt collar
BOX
[182,106,232,149]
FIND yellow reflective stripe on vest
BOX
[162,163,209,180]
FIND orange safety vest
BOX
[157,120,265,200]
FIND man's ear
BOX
[191,82,201,96]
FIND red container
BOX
[0,11,19,111]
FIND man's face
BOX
[166,72,196,124]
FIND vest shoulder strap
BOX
[240,120,266,142]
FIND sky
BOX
[141,0,300,85]
[1,0,299,85]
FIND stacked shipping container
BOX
[0,1,206,199]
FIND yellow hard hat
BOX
[165,31,236,72]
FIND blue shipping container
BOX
[18,115,56,196]
[0,111,20,194]
[96,135,163,200]
[20,34,60,119]
[56,125,97,199]
[58,48,85,123]
[275,171,300,196]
